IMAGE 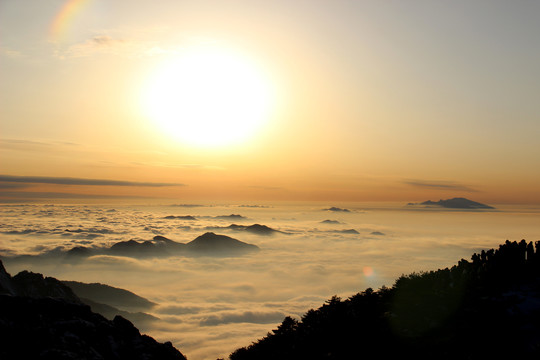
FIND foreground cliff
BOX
[0,260,186,360]
[228,240,540,359]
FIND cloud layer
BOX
[0,174,183,187]
[403,179,478,192]
[1,203,537,360]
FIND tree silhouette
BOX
[228,240,540,360]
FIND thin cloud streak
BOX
[0,191,151,200]
[0,138,81,150]
[0,175,184,187]
[403,179,478,192]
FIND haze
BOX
[2,203,539,359]
[1,1,540,359]
[1,0,539,204]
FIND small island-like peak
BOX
[409,197,494,209]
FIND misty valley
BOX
[1,202,540,359]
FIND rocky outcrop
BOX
[0,260,15,295]
[0,295,186,360]
[11,270,81,303]
[0,259,187,360]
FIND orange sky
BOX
[1,1,539,204]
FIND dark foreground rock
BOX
[0,260,186,360]
[0,296,186,360]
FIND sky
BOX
[1,0,540,204]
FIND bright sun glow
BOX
[142,46,274,148]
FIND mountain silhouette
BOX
[164,215,197,220]
[228,240,540,360]
[332,229,359,234]
[0,260,186,359]
[109,239,175,257]
[79,297,159,327]
[0,261,16,295]
[10,270,80,302]
[55,232,260,260]
[214,214,247,220]
[206,223,284,235]
[320,220,342,224]
[323,207,350,212]
[412,197,494,209]
[1,260,159,330]
[61,281,156,311]
[107,233,258,257]
[185,232,260,254]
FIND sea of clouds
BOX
[1,202,539,360]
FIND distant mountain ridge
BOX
[61,280,156,310]
[409,197,494,209]
[205,223,285,235]
[185,232,260,253]
[0,260,186,359]
[6,232,260,262]
[1,260,158,327]
[110,232,260,256]
[2,267,80,302]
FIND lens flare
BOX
[363,266,374,277]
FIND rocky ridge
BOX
[0,260,186,360]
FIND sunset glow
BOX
[142,46,274,147]
[1,1,540,359]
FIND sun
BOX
[142,46,274,148]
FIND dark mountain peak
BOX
[112,239,139,247]
[152,235,184,247]
[324,207,351,212]
[206,223,284,236]
[109,238,175,257]
[2,259,78,300]
[11,270,81,303]
[61,280,156,311]
[186,232,260,253]
[245,224,280,234]
[0,259,15,295]
[164,215,197,220]
[66,246,93,257]
[190,232,232,244]
[0,295,186,360]
[195,231,218,238]
[321,219,341,224]
[226,223,282,235]
[215,214,247,220]
[419,197,494,209]
[337,229,359,234]
[0,262,187,360]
